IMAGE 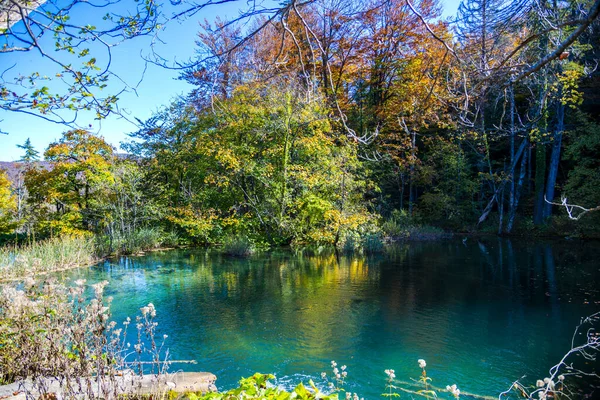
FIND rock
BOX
[0,371,217,399]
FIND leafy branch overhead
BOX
[0,0,160,125]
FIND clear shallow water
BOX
[63,238,600,398]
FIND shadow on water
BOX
[62,238,600,398]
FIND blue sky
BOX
[0,0,461,161]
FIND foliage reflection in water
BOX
[63,238,600,398]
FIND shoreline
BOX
[2,233,598,283]
[0,246,181,283]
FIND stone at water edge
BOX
[0,371,218,399]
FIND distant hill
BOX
[0,161,52,184]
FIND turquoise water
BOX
[64,238,600,398]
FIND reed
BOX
[0,236,97,281]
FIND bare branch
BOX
[545,195,600,220]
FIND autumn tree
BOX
[25,130,114,235]
[0,170,16,235]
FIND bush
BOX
[381,210,450,241]
[340,231,361,254]
[0,279,168,395]
[222,235,255,257]
[362,233,384,254]
[161,230,181,247]
[96,227,170,256]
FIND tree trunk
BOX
[507,138,529,233]
[498,188,505,234]
[507,85,516,229]
[408,130,416,216]
[542,99,565,219]
[533,144,547,225]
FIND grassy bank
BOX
[0,229,179,281]
[0,236,98,281]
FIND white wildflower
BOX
[147,302,156,317]
[321,372,327,379]
[24,277,35,289]
[536,380,545,388]
[446,384,460,398]
[418,359,426,369]
[558,375,565,382]
[92,281,108,297]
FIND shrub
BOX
[381,210,450,241]
[0,279,171,396]
[96,227,169,256]
[381,209,411,237]
[161,230,181,248]
[362,233,384,254]
[340,231,361,254]
[222,235,255,257]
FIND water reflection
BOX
[65,238,600,398]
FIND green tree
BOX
[17,138,40,163]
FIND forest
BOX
[1,1,600,399]
[2,0,600,253]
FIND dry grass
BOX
[0,236,98,281]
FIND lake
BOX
[65,238,600,398]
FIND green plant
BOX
[222,235,255,257]
[362,233,384,254]
[95,227,168,256]
[197,373,337,400]
[382,369,399,398]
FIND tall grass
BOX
[95,227,170,256]
[222,235,255,257]
[382,211,451,241]
[0,236,97,281]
